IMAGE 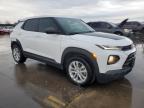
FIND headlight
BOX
[124,29,130,33]
[96,45,122,50]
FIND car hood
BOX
[70,32,133,46]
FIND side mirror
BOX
[44,27,60,34]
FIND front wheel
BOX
[12,44,26,63]
[65,56,93,86]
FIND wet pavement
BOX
[0,35,144,108]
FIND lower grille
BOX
[123,52,136,68]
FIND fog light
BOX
[92,53,97,59]
[107,55,120,65]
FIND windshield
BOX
[109,23,117,28]
[55,18,95,35]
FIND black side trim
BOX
[23,51,63,69]
[61,47,99,67]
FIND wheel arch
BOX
[61,47,99,71]
[11,39,23,51]
[61,47,100,83]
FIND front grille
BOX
[123,52,136,68]
[122,45,133,51]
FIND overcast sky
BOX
[0,0,144,23]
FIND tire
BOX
[114,32,123,36]
[12,44,26,63]
[65,56,93,86]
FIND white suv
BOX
[10,17,136,86]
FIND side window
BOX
[23,19,38,31]
[130,22,134,26]
[91,23,101,28]
[125,22,131,26]
[106,23,111,28]
[88,23,93,27]
[101,23,111,28]
[135,22,141,26]
[38,18,59,33]
[131,22,135,26]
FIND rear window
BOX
[23,19,38,31]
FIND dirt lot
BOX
[0,34,144,108]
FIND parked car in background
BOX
[122,21,144,33]
[0,28,11,35]
[0,24,14,35]
[0,28,5,35]
[87,21,132,36]
[2,26,13,34]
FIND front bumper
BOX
[96,52,136,83]
[96,67,132,83]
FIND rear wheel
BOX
[65,56,93,86]
[12,44,26,63]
